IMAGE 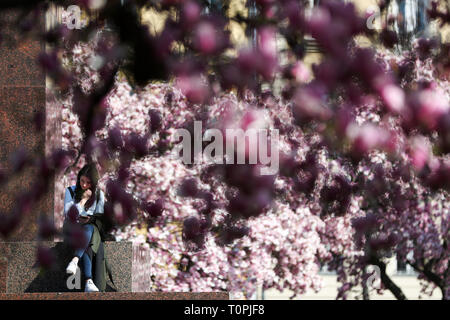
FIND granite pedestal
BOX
[0,8,52,242]
[0,241,229,299]
[0,241,131,293]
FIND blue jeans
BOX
[74,224,94,279]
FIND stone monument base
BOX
[0,241,229,300]
[0,241,132,293]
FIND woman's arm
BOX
[81,203,97,216]
[64,187,96,217]
[78,190,101,216]
[76,202,95,216]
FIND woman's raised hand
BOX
[82,189,92,200]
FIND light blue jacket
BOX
[64,185,105,218]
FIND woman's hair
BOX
[74,163,99,209]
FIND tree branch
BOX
[368,255,407,300]
[408,260,446,299]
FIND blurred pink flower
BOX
[411,88,449,131]
[409,136,431,171]
[290,61,311,83]
[176,74,210,104]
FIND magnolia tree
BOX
[0,0,449,299]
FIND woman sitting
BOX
[63,163,107,292]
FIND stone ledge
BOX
[0,241,133,293]
[0,292,229,300]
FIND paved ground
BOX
[255,275,442,300]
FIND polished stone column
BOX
[0,9,50,242]
[0,8,50,293]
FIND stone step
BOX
[1,241,134,293]
[0,292,229,300]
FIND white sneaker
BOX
[85,279,99,292]
[66,260,78,275]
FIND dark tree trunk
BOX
[368,256,408,300]
[362,280,370,300]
